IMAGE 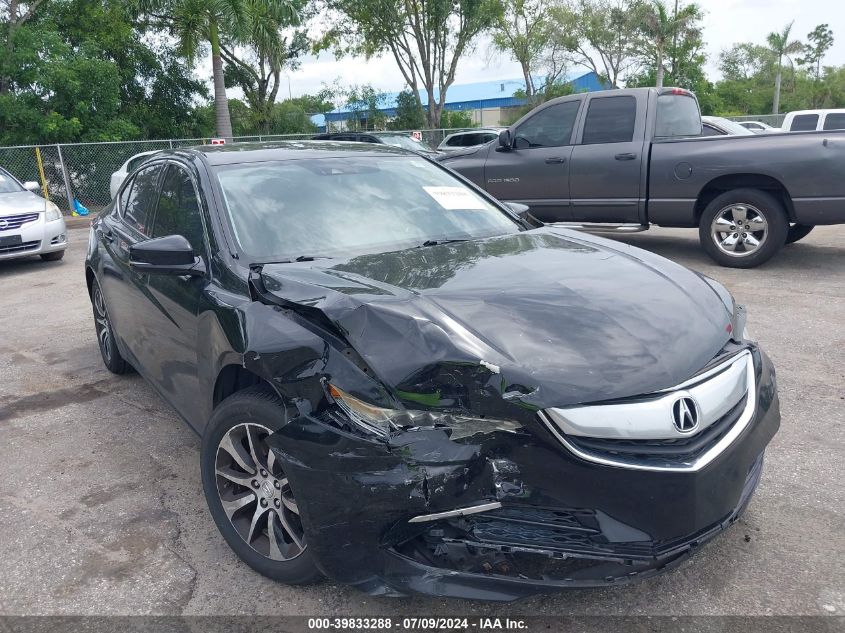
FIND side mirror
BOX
[497,129,512,151]
[23,181,40,192]
[130,235,205,277]
[504,202,543,228]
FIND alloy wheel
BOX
[215,423,305,561]
[710,204,768,257]
[92,283,113,362]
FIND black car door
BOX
[139,162,211,427]
[98,163,165,368]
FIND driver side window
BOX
[514,101,581,149]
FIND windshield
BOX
[215,156,521,261]
[0,169,24,194]
[705,117,754,135]
[376,135,432,152]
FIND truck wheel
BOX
[699,189,788,268]
[786,224,814,245]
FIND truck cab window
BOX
[582,96,637,144]
[790,114,819,131]
[514,101,580,149]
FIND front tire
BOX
[786,223,814,244]
[90,277,130,374]
[201,385,322,584]
[698,188,788,268]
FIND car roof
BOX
[168,140,414,166]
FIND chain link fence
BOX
[0,130,475,215]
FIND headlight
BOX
[45,201,62,221]
[327,384,521,440]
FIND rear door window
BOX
[121,164,164,236]
[790,114,819,131]
[822,113,845,130]
[582,96,637,144]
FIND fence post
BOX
[168,140,173,149]
[34,146,49,200]
[56,144,75,213]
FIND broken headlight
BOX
[328,384,521,440]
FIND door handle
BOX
[100,227,115,243]
[545,157,566,164]
[614,152,637,160]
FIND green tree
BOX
[636,0,702,88]
[322,0,499,127]
[440,109,474,128]
[138,0,298,138]
[550,0,640,88]
[492,0,563,102]
[389,88,426,130]
[766,21,803,114]
[797,24,834,108]
[221,0,307,134]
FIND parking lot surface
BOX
[0,224,843,616]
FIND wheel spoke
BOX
[216,465,254,488]
[720,233,740,251]
[743,233,761,248]
[267,446,277,474]
[749,215,767,231]
[714,216,733,229]
[245,426,263,472]
[219,433,256,474]
[731,205,747,224]
[281,494,299,515]
[221,491,255,519]
[246,503,269,544]
[268,513,284,560]
[276,507,305,549]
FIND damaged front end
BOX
[239,234,780,600]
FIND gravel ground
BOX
[0,224,842,617]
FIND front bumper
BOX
[0,213,67,260]
[267,348,780,601]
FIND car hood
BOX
[435,145,483,161]
[255,229,734,408]
[0,191,45,215]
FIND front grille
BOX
[565,394,747,465]
[0,240,40,255]
[0,213,39,230]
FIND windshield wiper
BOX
[255,255,334,265]
[419,239,469,247]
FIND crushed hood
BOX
[255,229,734,408]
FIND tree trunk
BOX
[656,63,665,89]
[773,60,782,114]
[208,18,234,139]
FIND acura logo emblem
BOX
[0,219,8,229]
[672,396,699,433]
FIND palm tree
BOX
[138,0,297,138]
[766,21,803,114]
[638,0,702,88]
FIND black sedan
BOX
[85,141,780,601]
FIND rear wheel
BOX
[40,250,65,261]
[698,189,788,268]
[786,223,814,244]
[201,386,322,584]
[90,277,130,374]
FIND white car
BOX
[0,167,67,262]
[437,129,502,152]
[737,120,777,133]
[781,109,845,132]
[109,150,160,199]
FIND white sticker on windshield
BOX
[423,186,487,210]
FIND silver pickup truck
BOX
[438,87,845,267]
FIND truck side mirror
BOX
[497,129,512,151]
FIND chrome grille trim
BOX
[0,212,40,230]
[545,352,749,440]
[539,351,757,473]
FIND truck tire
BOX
[786,224,814,244]
[698,189,788,268]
